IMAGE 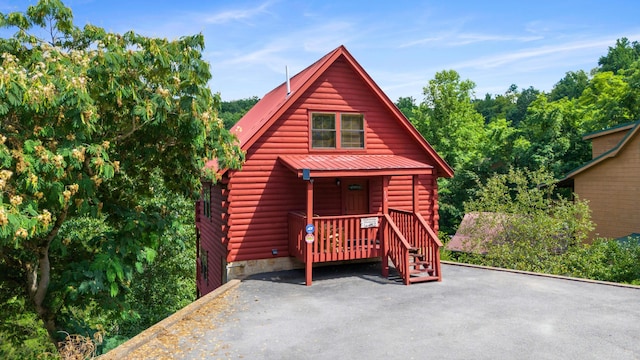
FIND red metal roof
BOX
[221,45,453,178]
[279,154,434,178]
[230,47,340,149]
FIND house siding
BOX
[195,182,229,294]
[225,57,440,262]
[574,133,640,239]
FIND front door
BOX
[343,179,369,215]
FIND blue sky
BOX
[2,1,640,102]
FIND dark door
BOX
[343,179,369,215]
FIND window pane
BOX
[342,114,363,130]
[312,114,335,130]
[341,114,364,148]
[312,113,336,148]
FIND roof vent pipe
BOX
[286,65,291,97]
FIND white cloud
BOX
[450,36,628,71]
[399,32,542,48]
[200,1,274,25]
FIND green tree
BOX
[219,96,260,129]
[0,0,243,352]
[597,37,640,74]
[578,71,634,131]
[548,70,589,101]
[514,95,590,177]
[621,59,640,120]
[411,70,487,234]
[395,96,418,120]
[507,86,539,127]
[411,70,486,169]
[473,86,516,124]
[480,117,518,173]
[473,84,538,127]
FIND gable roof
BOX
[562,120,640,181]
[225,45,453,178]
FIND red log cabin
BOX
[195,45,453,296]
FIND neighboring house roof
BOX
[217,45,453,178]
[446,212,508,254]
[581,120,638,140]
[561,120,640,182]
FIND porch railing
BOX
[288,212,383,262]
[288,212,307,260]
[289,209,442,285]
[388,208,443,282]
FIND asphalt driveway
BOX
[120,262,640,359]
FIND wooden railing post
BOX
[305,180,314,286]
[381,176,390,278]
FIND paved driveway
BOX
[123,263,640,359]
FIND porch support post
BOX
[381,176,390,278]
[305,179,314,286]
[412,174,420,213]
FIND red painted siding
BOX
[196,183,228,294]
[314,178,342,215]
[225,57,441,262]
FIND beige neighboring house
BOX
[560,120,640,239]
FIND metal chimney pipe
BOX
[286,66,291,96]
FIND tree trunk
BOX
[26,244,60,349]
[26,210,67,350]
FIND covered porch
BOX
[280,154,443,286]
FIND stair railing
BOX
[388,208,443,282]
[384,213,412,285]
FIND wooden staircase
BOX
[385,209,442,285]
[408,247,439,283]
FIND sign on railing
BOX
[360,217,379,229]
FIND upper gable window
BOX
[311,113,336,148]
[311,112,365,149]
[340,114,364,148]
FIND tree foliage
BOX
[411,70,486,169]
[0,0,243,352]
[597,37,640,74]
[219,96,260,129]
[409,70,487,233]
[395,96,417,120]
[548,70,589,101]
[460,168,594,273]
[418,38,640,235]
[455,168,640,284]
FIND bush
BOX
[460,168,594,273]
[557,238,640,284]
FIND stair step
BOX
[409,253,425,259]
[410,268,435,275]
[409,260,431,267]
[409,275,439,283]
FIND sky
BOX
[2,0,640,102]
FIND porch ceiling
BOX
[279,154,434,178]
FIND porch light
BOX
[272,249,278,256]
[335,178,341,186]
